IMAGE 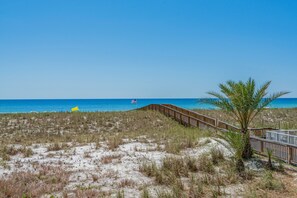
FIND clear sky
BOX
[0,0,296,99]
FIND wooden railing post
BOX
[287,146,292,164]
[179,113,182,124]
[260,140,264,153]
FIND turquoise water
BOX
[0,98,297,113]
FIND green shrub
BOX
[259,171,284,191]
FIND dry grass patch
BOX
[243,170,291,197]
[74,187,110,198]
[139,147,266,197]
[210,147,225,165]
[47,142,70,151]
[107,135,123,150]
[101,154,122,164]
[140,156,220,196]
[0,165,69,198]
[258,171,285,191]
[118,179,137,188]
[91,174,99,182]
[140,160,183,189]
[188,176,204,197]
[155,186,185,198]
[162,157,189,177]
[0,159,9,169]
[116,190,125,198]
[0,145,34,161]
[163,128,211,154]
[196,154,215,174]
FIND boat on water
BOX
[131,99,137,104]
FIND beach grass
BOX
[0,110,211,151]
[194,108,297,129]
[0,110,297,197]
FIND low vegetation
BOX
[139,147,296,197]
[139,149,241,197]
[195,108,297,129]
[0,165,69,198]
[0,110,173,145]
[0,110,296,197]
[0,145,33,160]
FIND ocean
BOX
[0,98,297,113]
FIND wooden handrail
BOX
[138,104,297,165]
[161,104,277,133]
[250,136,297,149]
[158,104,218,128]
[163,104,216,122]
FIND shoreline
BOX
[1,106,297,115]
[1,98,297,113]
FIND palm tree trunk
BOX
[242,129,253,159]
[267,155,273,170]
[236,158,245,173]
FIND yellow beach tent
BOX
[71,106,79,112]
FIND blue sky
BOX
[0,0,296,99]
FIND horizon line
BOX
[0,97,295,100]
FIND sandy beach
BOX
[1,110,297,197]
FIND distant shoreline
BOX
[1,98,297,114]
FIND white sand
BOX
[0,138,234,197]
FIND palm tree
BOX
[205,78,288,159]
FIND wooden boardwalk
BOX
[139,104,297,165]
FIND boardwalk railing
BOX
[139,104,297,165]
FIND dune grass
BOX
[0,165,69,198]
[0,110,296,197]
[194,108,297,129]
[0,110,212,154]
[139,148,246,197]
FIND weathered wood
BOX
[288,147,292,163]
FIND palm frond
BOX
[218,131,245,159]
[206,79,289,129]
